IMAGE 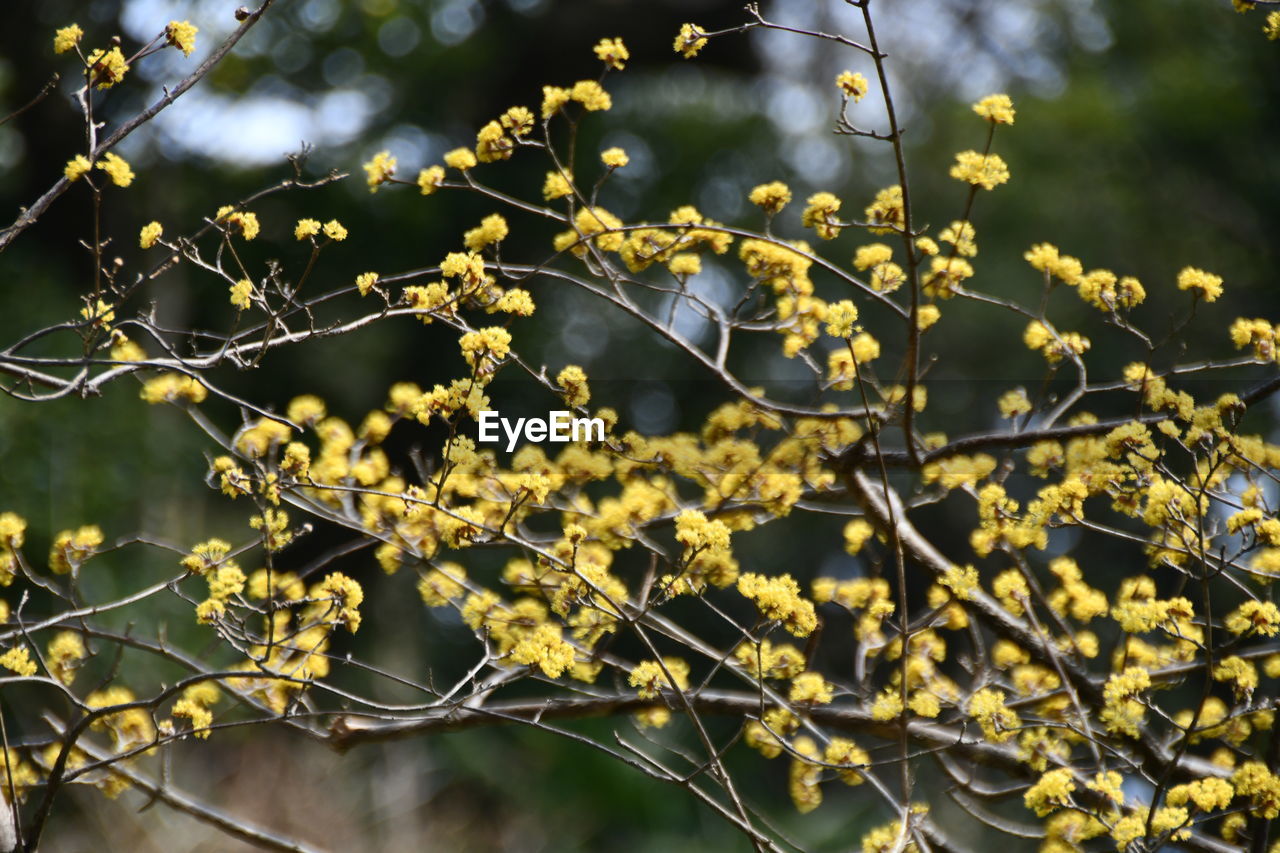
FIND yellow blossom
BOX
[557,365,590,408]
[541,85,571,118]
[1024,768,1075,816]
[950,150,1010,190]
[801,192,843,239]
[836,70,869,101]
[594,37,629,70]
[674,23,708,58]
[165,20,198,56]
[363,150,397,190]
[229,279,253,310]
[476,120,514,163]
[47,632,87,685]
[825,300,859,338]
[601,147,629,168]
[65,155,93,181]
[86,46,129,88]
[139,221,163,248]
[544,170,574,201]
[629,658,690,699]
[464,213,509,251]
[95,152,134,187]
[969,687,1020,742]
[864,185,904,233]
[294,218,321,240]
[500,106,534,136]
[973,93,1016,124]
[0,646,37,677]
[1225,600,1280,637]
[417,165,445,194]
[54,24,84,54]
[1177,266,1224,302]
[443,147,477,171]
[216,206,260,240]
[570,80,611,111]
[748,181,791,214]
[788,671,833,704]
[737,573,817,636]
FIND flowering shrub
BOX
[2,2,1280,851]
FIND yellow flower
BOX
[47,632,87,685]
[54,24,84,54]
[355,272,379,296]
[871,688,903,721]
[1167,778,1234,811]
[315,571,363,632]
[140,373,207,405]
[1177,266,1224,302]
[0,646,37,677]
[748,181,791,214]
[1024,768,1075,816]
[998,388,1031,418]
[65,155,93,181]
[543,170,574,201]
[417,165,445,195]
[476,120,513,163]
[939,220,977,256]
[950,150,1010,190]
[500,106,535,136]
[940,564,979,600]
[80,298,115,329]
[801,191,843,239]
[171,698,213,738]
[674,23,708,58]
[629,658,690,698]
[593,37,629,70]
[216,206,260,240]
[1225,600,1280,637]
[850,332,880,363]
[972,93,1016,124]
[86,46,129,89]
[109,332,145,362]
[1266,11,1280,40]
[789,671,833,704]
[601,147,629,168]
[48,525,104,574]
[835,70,869,101]
[737,573,817,637]
[363,150,397,191]
[541,85,571,118]
[96,152,134,187]
[166,20,198,56]
[139,221,163,249]
[443,147,477,171]
[864,185,904,233]
[463,213,509,251]
[570,80,611,111]
[322,219,347,241]
[825,300,859,338]
[294,218,321,240]
[230,279,253,310]
[968,687,1020,742]
[557,365,590,407]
